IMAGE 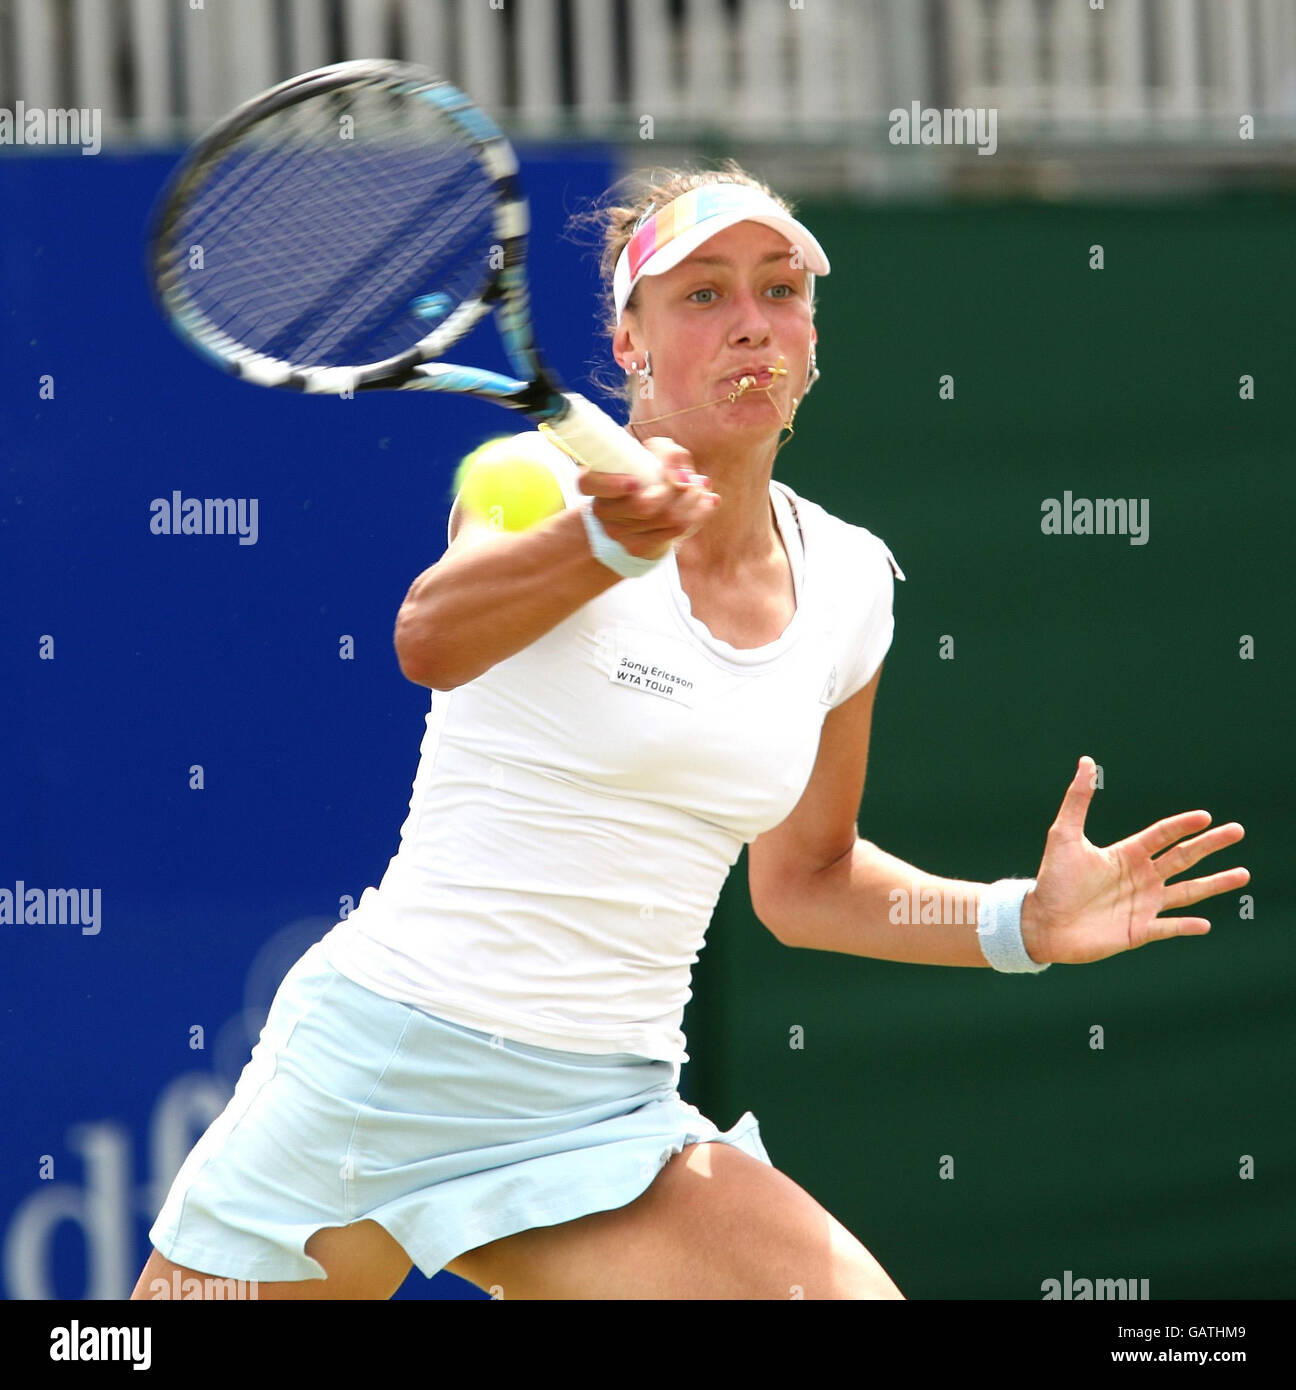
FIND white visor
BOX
[612,184,830,324]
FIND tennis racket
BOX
[147,59,663,482]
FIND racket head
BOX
[148,60,550,397]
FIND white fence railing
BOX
[947,0,1296,133]
[1,0,1294,146]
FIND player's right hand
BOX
[576,436,721,561]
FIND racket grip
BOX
[539,393,664,483]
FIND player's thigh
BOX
[129,1219,413,1300]
[450,1140,905,1300]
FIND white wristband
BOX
[976,878,1050,973]
[580,499,664,579]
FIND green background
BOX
[679,195,1293,1300]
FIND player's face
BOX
[617,220,816,452]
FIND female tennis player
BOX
[131,164,1247,1301]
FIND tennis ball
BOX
[452,433,566,532]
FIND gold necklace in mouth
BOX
[628,356,803,456]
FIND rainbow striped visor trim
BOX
[612,184,830,323]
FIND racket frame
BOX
[150,60,664,481]
[149,60,562,416]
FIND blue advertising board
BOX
[2,143,620,1301]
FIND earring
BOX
[637,350,653,383]
[807,347,819,388]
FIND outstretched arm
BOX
[749,673,1249,966]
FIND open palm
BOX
[1024,757,1249,966]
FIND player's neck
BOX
[674,458,781,578]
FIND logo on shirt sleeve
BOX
[819,664,838,706]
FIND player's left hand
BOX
[1021,756,1249,966]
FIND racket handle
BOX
[539,393,664,483]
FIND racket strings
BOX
[166,83,498,369]
[258,158,480,362]
[199,135,486,362]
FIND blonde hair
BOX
[564,160,813,413]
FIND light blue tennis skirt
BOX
[149,940,772,1283]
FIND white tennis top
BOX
[320,435,904,1073]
